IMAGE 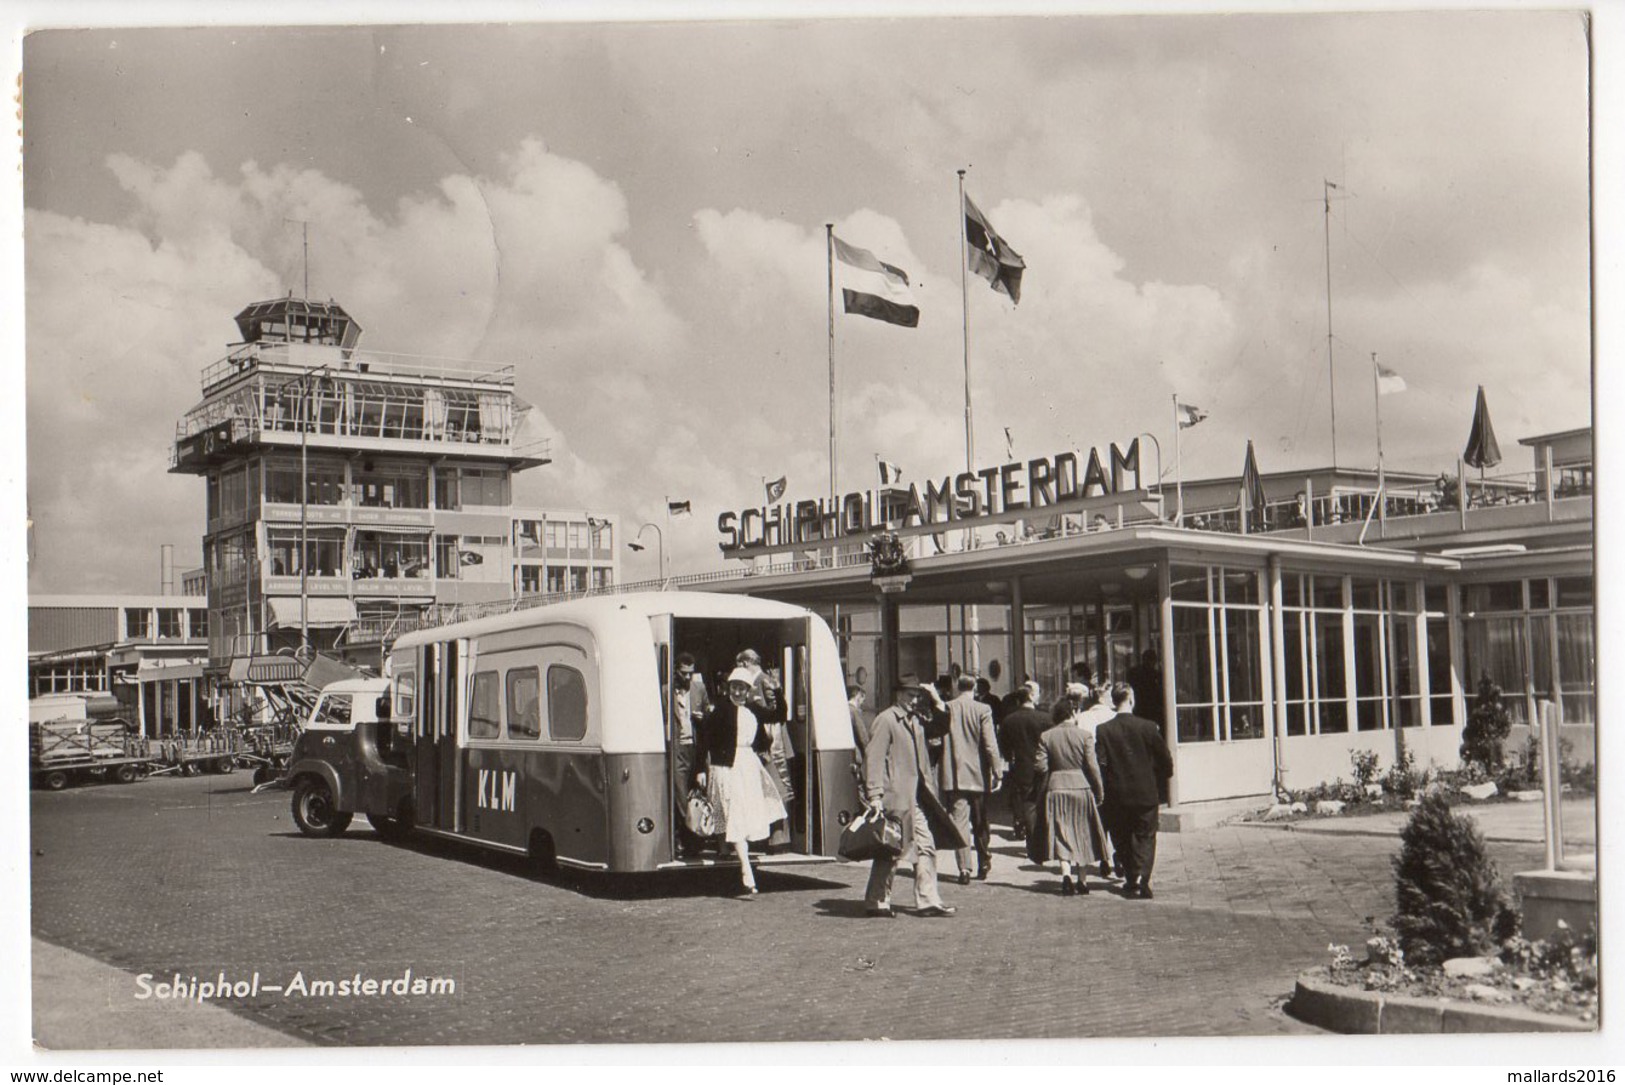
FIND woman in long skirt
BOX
[1030,706,1110,896]
[696,667,789,896]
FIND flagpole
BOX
[958,170,975,556]
[1324,179,1339,468]
[1371,351,1385,529]
[827,223,837,507]
[1173,393,1185,526]
[957,169,974,476]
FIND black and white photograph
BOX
[6,0,1616,1069]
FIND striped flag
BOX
[1377,365,1407,395]
[833,234,920,328]
[667,500,692,518]
[877,460,903,485]
[1177,403,1209,429]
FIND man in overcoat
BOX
[940,674,1003,882]
[997,682,1049,842]
[861,680,968,918]
[1094,683,1174,899]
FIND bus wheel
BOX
[291,778,352,838]
[42,771,69,791]
[527,829,559,877]
[215,756,236,775]
[112,764,139,784]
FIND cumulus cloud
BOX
[27,138,693,591]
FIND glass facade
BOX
[1169,565,1266,743]
[1460,576,1595,727]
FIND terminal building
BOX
[27,593,211,736]
[694,426,1593,807]
[168,295,616,673]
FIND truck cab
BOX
[286,677,415,839]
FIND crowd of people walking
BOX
[853,664,1172,917]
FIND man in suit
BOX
[1094,682,1174,900]
[996,682,1050,843]
[940,674,1002,883]
[847,684,870,782]
[861,679,966,918]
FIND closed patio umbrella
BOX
[1240,440,1267,533]
[1463,385,1502,471]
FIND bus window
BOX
[394,668,416,720]
[506,667,541,740]
[548,665,588,741]
[468,671,501,740]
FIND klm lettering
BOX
[476,769,516,812]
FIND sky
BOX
[17,7,1596,591]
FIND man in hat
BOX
[860,677,965,918]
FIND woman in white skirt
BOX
[696,667,789,896]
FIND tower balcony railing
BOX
[201,340,516,393]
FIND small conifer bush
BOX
[1392,792,1518,965]
[1460,675,1512,773]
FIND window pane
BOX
[1389,616,1419,727]
[1350,578,1380,611]
[469,671,501,739]
[1557,613,1595,726]
[506,667,541,740]
[1424,583,1449,614]
[1282,573,1304,609]
[1222,569,1258,606]
[1527,578,1550,610]
[1555,576,1593,609]
[1352,613,1384,730]
[1176,706,1214,744]
[1463,580,1523,613]
[1530,615,1553,704]
[1169,565,1208,603]
[1461,617,1528,726]
[1311,575,1344,610]
[1223,607,1265,739]
[547,666,588,741]
[1315,614,1348,732]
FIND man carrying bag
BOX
[858,678,968,918]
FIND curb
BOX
[1287,973,1594,1035]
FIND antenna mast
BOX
[1323,180,1339,468]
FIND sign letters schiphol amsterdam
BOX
[718,441,1142,554]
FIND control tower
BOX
[171,295,550,669]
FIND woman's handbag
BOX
[684,788,718,837]
[838,806,905,862]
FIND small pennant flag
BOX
[964,193,1026,304]
[667,500,692,518]
[877,460,903,485]
[1004,427,1014,459]
[1177,403,1209,429]
[1377,365,1407,395]
[833,234,920,328]
[764,476,788,504]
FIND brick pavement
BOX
[30,775,1549,1048]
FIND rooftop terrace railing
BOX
[201,341,517,393]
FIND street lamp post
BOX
[296,365,334,659]
[631,522,665,584]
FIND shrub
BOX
[1392,792,1518,965]
[1383,743,1420,800]
[1460,675,1512,773]
[1350,749,1382,790]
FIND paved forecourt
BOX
[30,774,1549,1048]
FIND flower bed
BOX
[1317,930,1597,1025]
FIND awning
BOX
[266,596,358,630]
[134,660,206,682]
[228,656,305,684]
